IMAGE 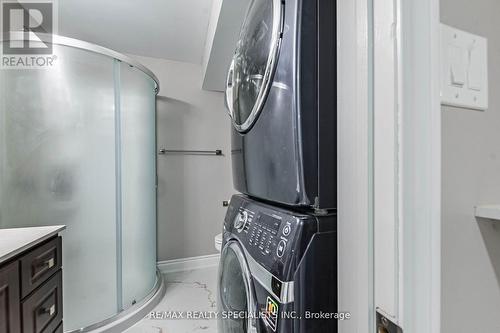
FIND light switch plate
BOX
[441,24,488,110]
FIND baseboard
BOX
[157,254,220,274]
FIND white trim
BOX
[373,0,400,321]
[157,254,220,274]
[337,0,373,331]
[399,0,441,332]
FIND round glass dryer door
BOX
[225,0,283,133]
[218,242,257,332]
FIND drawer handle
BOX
[38,258,55,269]
[40,304,56,316]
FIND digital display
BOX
[259,214,281,233]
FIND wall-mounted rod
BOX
[158,149,223,156]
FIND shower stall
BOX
[0,35,161,331]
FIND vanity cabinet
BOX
[0,236,63,333]
[0,261,21,333]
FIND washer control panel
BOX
[248,213,294,259]
[224,195,335,282]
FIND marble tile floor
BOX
[125,266,219,333]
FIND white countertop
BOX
[0,225,66,264]
[475,205,500,221]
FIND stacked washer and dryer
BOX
[217,0,337,332]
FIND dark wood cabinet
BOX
[0,236,63,333]
[22,271,62,333]
[20,237,62,299]
[0,261,21,333]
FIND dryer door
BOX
[217,241,258,333]
[225,0,283,133]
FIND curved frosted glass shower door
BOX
[120,61,158,309]
[0,36,159,332]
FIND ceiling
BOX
[58,0,214,64]
[202,0,249,91]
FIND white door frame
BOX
[399,0,441,332]
[338,0,441,332]
[337,0,374,331]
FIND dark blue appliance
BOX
[217,195,337,332]
[225,0,337,211]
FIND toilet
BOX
[214,233,222,252]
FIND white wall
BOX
[129,54,234,261]
[441,1,500,332]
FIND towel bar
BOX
[158,149,223,156]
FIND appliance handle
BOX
[225,59,236,120]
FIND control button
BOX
[283,224,291,237]
[234,211,249,232]
[276,240,286,258]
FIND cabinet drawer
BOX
[22,270,62,333]
[20,237,62,298]
[0,261,21,333]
